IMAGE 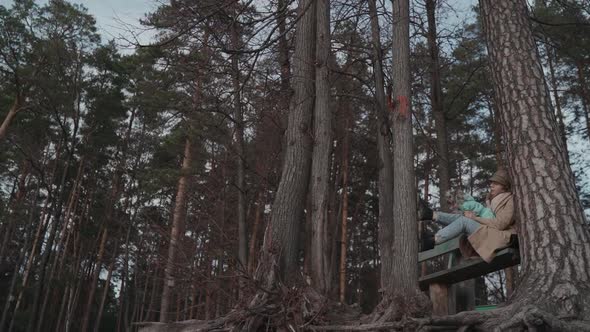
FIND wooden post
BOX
[429,283,449,315]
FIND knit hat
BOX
[489,168,511,188]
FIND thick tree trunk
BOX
[310,0,332,295]
[368,0,395,293]
[425,0,451,211]
[160,138,192,322]
[390,0,420,295]
[0,94,23,142]
[257,0,316,282]
[480,0,590,319]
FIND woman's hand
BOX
[463,211,476,219]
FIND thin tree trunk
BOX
[80,226,109,332]
[480,0,590,320]
[368,0,395,292]
[160,138,192,322]
[93,249,116,332]
[310,0,332,295]
[0,94,23,142]
[426,0,451,211]
[277,0,290,97]
[230,3,248,275]
[247,192,263,275]
[138,263,152,322]
[339,116,350,303]
[146,265,160,323]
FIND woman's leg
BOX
[434,214,481,244]
[434,211,464,226]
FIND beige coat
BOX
[467,192,517,263]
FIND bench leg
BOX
[429,283,449,316]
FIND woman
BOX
[419,168,517,262]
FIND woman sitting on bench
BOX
[419,168,517,262]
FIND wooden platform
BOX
[419,247,519,291]
[418,234,520,314]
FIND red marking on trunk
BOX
[397,95,409,118]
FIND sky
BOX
[76,0,158,46]
[0,0,157,47]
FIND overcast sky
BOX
[0,0,157,46]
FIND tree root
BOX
[308,304,590,331]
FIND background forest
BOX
[0,0,589,331]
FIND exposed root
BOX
[308,304,590,331]
[368,290,431,324]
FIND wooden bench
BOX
[418,235,520,315]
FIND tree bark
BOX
[310,0,332,295]
[368,0,395,293]
[231,1,248,273]
[390,0,420,295]
[338,117,350,303]
[480,0,590,319]
[160,138,192,322]
[277,0,290,95]
[545,46,568,149]
[425,0,451,211]
[256,0,316,283]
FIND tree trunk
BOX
[0,94,23,142]
[160,138,192,322]
[93,249,116,332]
[480,0,590,320]
[231,1,248,273]
[367,0,395,292]
[256,0,316,283]
[247,192,263,274]
[277,0,290,97]
[80,226,109,332]
[338,119,350,303]
[391,0,418,292]
[310,0,332,295]
[426,0,451,211]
